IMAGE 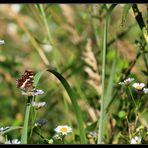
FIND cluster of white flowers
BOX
[119,78,134,85]
[5,139,21,144]
[119,78,148,94]
[21,89,44,96]
[130,136,142,144]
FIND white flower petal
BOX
[143,88,148,94]
[5,139,21,144]
[130,136,141,144]
[0,40,5,45]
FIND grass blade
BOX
[47,69,87,144]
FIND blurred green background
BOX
[0,4,147,144]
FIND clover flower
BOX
[119,78,134,85]
[132,83,145,92]
[130,136,142,144]
[21,89,44,96]
[5,139,21,144]
[54,125,72,136]
[32,101,46,110]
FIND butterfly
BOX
[16,70,35,93]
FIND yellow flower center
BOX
[27,91,34,96]
[136,85,142,90]
[60,127,67,132]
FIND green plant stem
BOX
[33,127,49,143]
[38,4,54,46]
[128,86,137,109]
[21,96,32,144]
[97,4,117,144]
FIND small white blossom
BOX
[0,40,5,45]
[54,125,72,136]
[0,126,10,132]
[119,78,134,85]
[143,88,148,94]
[32,101,46,109]
[132,83,145,91]
[5,139,21,144]
[42,44,53,53]
[130,136,142,144]
[21,89,44,96]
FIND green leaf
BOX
[47,69,87,144]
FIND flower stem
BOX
[21,96,32,144]
[128,86,137,109]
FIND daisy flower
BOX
[132,83,145,92]
[21,89,44,96]
[130,136,142,144]
[54,125,72,136]
[119,77,134,85]
[5,139,21,144]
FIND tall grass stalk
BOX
[37,4,54,46]
[97,4,117,144]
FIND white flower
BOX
[119,78,134,85]
[132,83,145,91]
[0,40,5,45]
[54,125,72,135]
[5,139,21,144]
[32,101,46,109]
[143,88,148,94]
[42,44,53,53]
[130,136,142,144]
[0,126,10,132]
[11,4,21,13]
[21,89,44,96]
